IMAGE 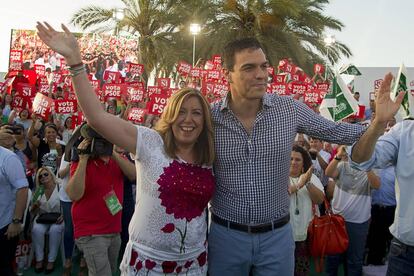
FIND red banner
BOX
[268,83,289,96]
[127,108,146,124]
[147,86,162,97]
[9,49,23,63]
[54,100,77,114]
[39,84,50,95]
[127,63,145,76]
[177,61,192,76]
[34,64,46,77]
[314,64,325,75]
[206,70,221,81]
[32,93,53,120]
[103,84,123,99]
[291,83,307,96]
[11,96,28,110]
[147,94,169,115]
[90,80,101,92]
[51,72,63,84]
[189,68,202,78]
[16,83,36,98]
[103,71,121,83]
[156,78,171,89]
[126,86,145,103]
[304,90,321,106]
[316,82,330,92]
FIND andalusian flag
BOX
[339,64,362,76]
[320,72,359,121]
[391,64,413,118]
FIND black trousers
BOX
[0,224,19,276]
[366,204,396,265]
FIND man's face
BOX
[225,48,269,101]
[309,138,322,151]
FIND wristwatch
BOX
[334,155,342,161]
[12,218,22,224]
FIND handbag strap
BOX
[314,196,331,272]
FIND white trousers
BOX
[31,221,64,262]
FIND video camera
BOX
[64,123,113,162]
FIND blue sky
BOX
[1,0,413,72]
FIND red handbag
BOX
[307,199,349,272]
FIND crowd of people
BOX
[0,20,412,276]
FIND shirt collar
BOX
[220,92,275,112]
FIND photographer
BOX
[66,131,135,276]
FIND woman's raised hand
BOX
[36,22,82,65]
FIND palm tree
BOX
[198,0,350,74]
[71,0,350,78]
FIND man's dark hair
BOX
[222,37,264,71]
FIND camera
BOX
[7,125,22,135]
[64,123,113,161]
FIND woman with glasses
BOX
[30,167,64,274]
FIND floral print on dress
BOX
[157,160,215,222]
[129,249,207,275]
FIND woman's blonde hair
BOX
[154,88,215,166]
[35,167,57,188]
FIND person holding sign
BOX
[36,23,215,276]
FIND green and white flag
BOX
[391,64,413,118]
[320,72,359,122]
[339,64,362,76]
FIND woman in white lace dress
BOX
[36,22,215,275]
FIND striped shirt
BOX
[210,93,365,224]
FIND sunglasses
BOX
[39,172,49,179]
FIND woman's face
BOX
[65,118,72,128]
[5,94,12,105]
[44,126,57,142]
[20,110,29,120]
[171,96,204,149]
[290,151,304,177]
[38,169,51,185]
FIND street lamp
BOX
[112,8,125,35]
[323,34,336,79]
[190,23,201,66]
